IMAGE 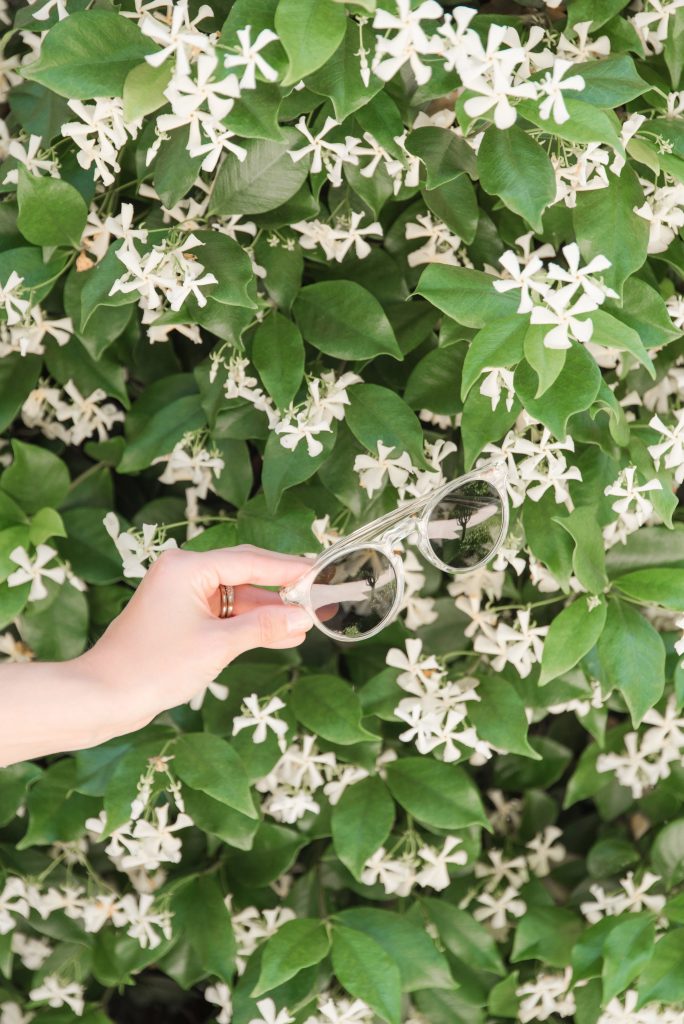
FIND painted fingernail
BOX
[285,607,312,633]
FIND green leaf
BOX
[415,265,519,329]
[607,276,682,351]
[252,312,305,410]
[80,240,141,327]
[16,167,87,248]
[573,166,649,297]
[468,675,539,758]
[637,928,684,1006]
[567,0,629,30]
[597,599,666,725]
[602,913,655,1004]
[461,384,521,470]
[275,0,346,85]
[406,126,477,188]
[612,568,684,610]
[404,346,464,415]
[0,440,70,515]
[574,54,649,107]
[19,582,88,661]
[524,324,566,398]
[514,342,602,437]
[17,759,99,849]
[589,309,656,378]
[8,81,71,141]
[539,596,608,686]
[0,353,41,434]
[518,97,623,150]
[118,393,206,474]
[0,247,68,305]
[237,492,316,553]
[511,906,583,968]
[651,819,684,887]
[224,822,306,887]
[331,923,401,1024]
[554,505,608,595]
[291,674,377,744]
[308,20,383,120]
[153,125,204,209]
[190,229,256,309]
[665,7,684,89]
[172,733,257,818]
[122,59,172,122]
[0,762,42,828]
[334,908,456,992]
[21,10,157,99]
[182,787,259,851]
[423,173,479,243]
[461,317,527,399]
[345,383,428,468]
[478,126,556,231]
[210,130,311,215]
[293,281,401,361]
[421,898,505,977]
[331,775,395,879]
[385,757,488,831]
[253,919,330,996]
[56,507,124,585]
[171,875,236,985]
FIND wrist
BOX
[72,649,158,747]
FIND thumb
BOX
[206,603,313,661]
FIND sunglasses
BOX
[280,460,509,643]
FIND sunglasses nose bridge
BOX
[382,516,419,549]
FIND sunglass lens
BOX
[426,481,504,570]
[311,548,398,639]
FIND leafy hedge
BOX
[1,0,684,1021]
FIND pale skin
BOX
[0,544,314,768]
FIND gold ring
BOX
[218,584,235,619]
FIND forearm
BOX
[0,656,154,767]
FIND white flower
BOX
[141,0,215,76]
[472,886,526,931]
[649,409,684,485]
[492,248,551,313]
[0,1001,34,1024]
[233,694,289,745]
[117,892,173,949]
[188,678,229,711]
[0,878,29,934]
[529,288,597,350]
[0,272,30,325]
[473,608,548,679]
[361,847,416,896]
[416,836,468,890]
[463,63,537,130]
[405,213,466,268]
[288,116,347,176]
[371,0,444,86]
[7,545,66,602]
[537,59,585,124]
[604,465,662,536]
[205,982,233,1024]
[386,637,444,692]
[224,25,279,89]
[103,513,178,578]
[479,367,515,412]
[545,243,617,305]
[474,849,529,892]
[526,826,566,876]
[353,441,414,497]
[249,998,295,1024]
[29,976,85,1016]
[517,967,576,1023]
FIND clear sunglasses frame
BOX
[280,459,509,643]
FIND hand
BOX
[79,544,314,728]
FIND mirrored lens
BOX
[310,548,398,639]
[426,480,503,569]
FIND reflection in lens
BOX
[426,481,503,569]
[310,548,398,639]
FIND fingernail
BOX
[285,607,312,633]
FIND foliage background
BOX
[1,0,684,1021]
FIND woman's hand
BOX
[79,544,315,729]
[0,545,315,766]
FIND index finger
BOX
[189,544,316,588]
